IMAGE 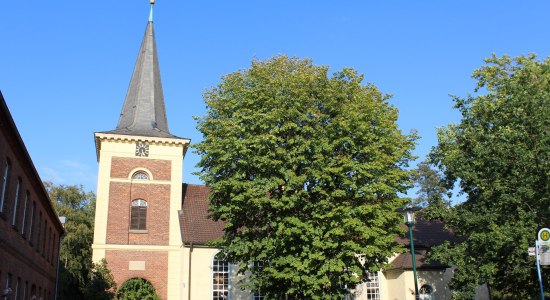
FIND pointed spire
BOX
[149,2,154,22]
[106,5,178,139]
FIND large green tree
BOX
[45,182,115,299]
[429,54,550,299]
[195,55,417,299]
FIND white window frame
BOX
[130,199,148,231]
[0,160,10,213]
[21,191,29,236]
[12,178,21,227]
[212,253,230,300]
[364,271,381,300]
[132,171,149,180]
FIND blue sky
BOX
[2,1,550,195]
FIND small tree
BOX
[117,278,160,300]
[84,259,117,300]
[410,161,450,220]
[195,55,417,299]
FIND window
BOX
[21,192,29,236]
[130,199,147,230]
[23,281,28,300]
[31,284,36,300]
[0,159,10,213]
[28,201,36,243]
[37,212,42,252]
[213,253,229,300]
[46,227,52,262]
[364,272,380,300]
[42,220,47,256]
[15,277,20,299]
[5,273,12,296]
[51,234,57,265]
[132,171,149,180]
[419,284,434,300]
[252,261,264,300]
[12,178,22,227]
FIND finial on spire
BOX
[149,1,154,22]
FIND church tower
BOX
[92,3,189,299]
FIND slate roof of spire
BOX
[102,18,181,139]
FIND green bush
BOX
[116,278,160,300]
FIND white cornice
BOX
[94,132,190,161]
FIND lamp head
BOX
[396,204,422,225]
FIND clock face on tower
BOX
[135,142,149,157]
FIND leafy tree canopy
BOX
[195,55,417,299]
[45,182,115,299]
[429,54,550,299]
[411,161,451,220]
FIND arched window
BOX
[212,253,229,300]
[132,171,149,180]
[419,284,434,300]
[130,199,147,230]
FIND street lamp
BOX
[397,204,422,300]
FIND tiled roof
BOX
[396,217,458,248]
[178,188,458,266]
[392,217,459,270]
[389,250,448,270]
[179,184,225,244]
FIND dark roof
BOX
[392,217,459,270]
[396,218,458,248]
[389,250,449,270]
[179,184,225,244]
[177,187,458,264]
[102,20,181,139]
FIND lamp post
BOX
[397,204,421,300]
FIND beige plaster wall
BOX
[379,268,453,300]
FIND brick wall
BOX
[106,250,168,299]
[106,181,171,245]
[0,94,63,300]
[111,157,172,180]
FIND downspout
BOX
[188,242,193,300]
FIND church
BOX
[91,3,460,300]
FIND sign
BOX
[538,228,550,242]
[537,229,550,266]
[529,247,536,256]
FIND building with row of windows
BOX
[0,92,65,300]
[90,4,463,300]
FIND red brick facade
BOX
[106,180,171,245]
[103,156,173,298]
[0,92,64,300]
[105,250,169,299]
[111,157,172,180]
